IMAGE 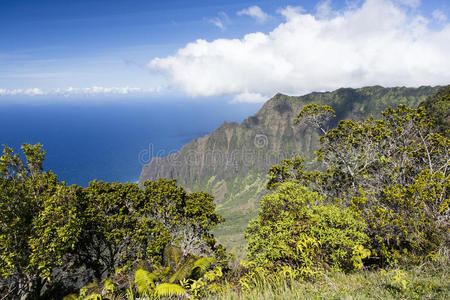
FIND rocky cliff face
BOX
[139,86,438,254]
[140,95,316,187]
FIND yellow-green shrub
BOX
[246,182,369,275]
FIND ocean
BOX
[0,97,262,186]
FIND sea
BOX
[0,97,262,186]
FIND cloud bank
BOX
[149,0,450,102]
[0,86,160,97]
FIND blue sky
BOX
[1,0,449,101]
[0,0,299,90]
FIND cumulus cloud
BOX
[237,5,270,23]
[0,86,161,97]
[148,0,450,103]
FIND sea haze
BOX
[0,97,262,186]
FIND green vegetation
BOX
[0,146,225,299]
[1,86,448,299]
[420,85,450,133]
[139,86,440,251]
[205,264,449,299]
[268,103,448,266]
[246,182,369,274]
[212,172,267,257]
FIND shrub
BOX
[246,182,369,275]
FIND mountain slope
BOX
[139,86,439,254]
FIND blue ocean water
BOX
[0,98,262,186]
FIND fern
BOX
[154,283,187,298]
[190,257,217,279]
[168,256,196,283]
[193,257,216,273]
[134,269,158,295]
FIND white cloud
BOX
[433,9,447,23]
[148,0,450,102]
[209,18,224,30]
[0,88,44,96]
[315,0,333,19]
[208,12,229,30]
[277,6,305,20]
[237,5,270,23]
[232,92,267,103]
[0,86,161,97]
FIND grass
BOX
[205,263,449,300]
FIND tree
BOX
[141,180,225,260]
[71,181,146,280]
[0,144,226,299]
[0,144,77,299]
[267,98,449,265]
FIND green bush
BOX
[246,182,369,275]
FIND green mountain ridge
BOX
[139,85,439,254]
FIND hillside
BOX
[139,85,439,254]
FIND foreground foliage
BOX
[267,101,449,266]
[206,261,449,300]
[0,144,225,299]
